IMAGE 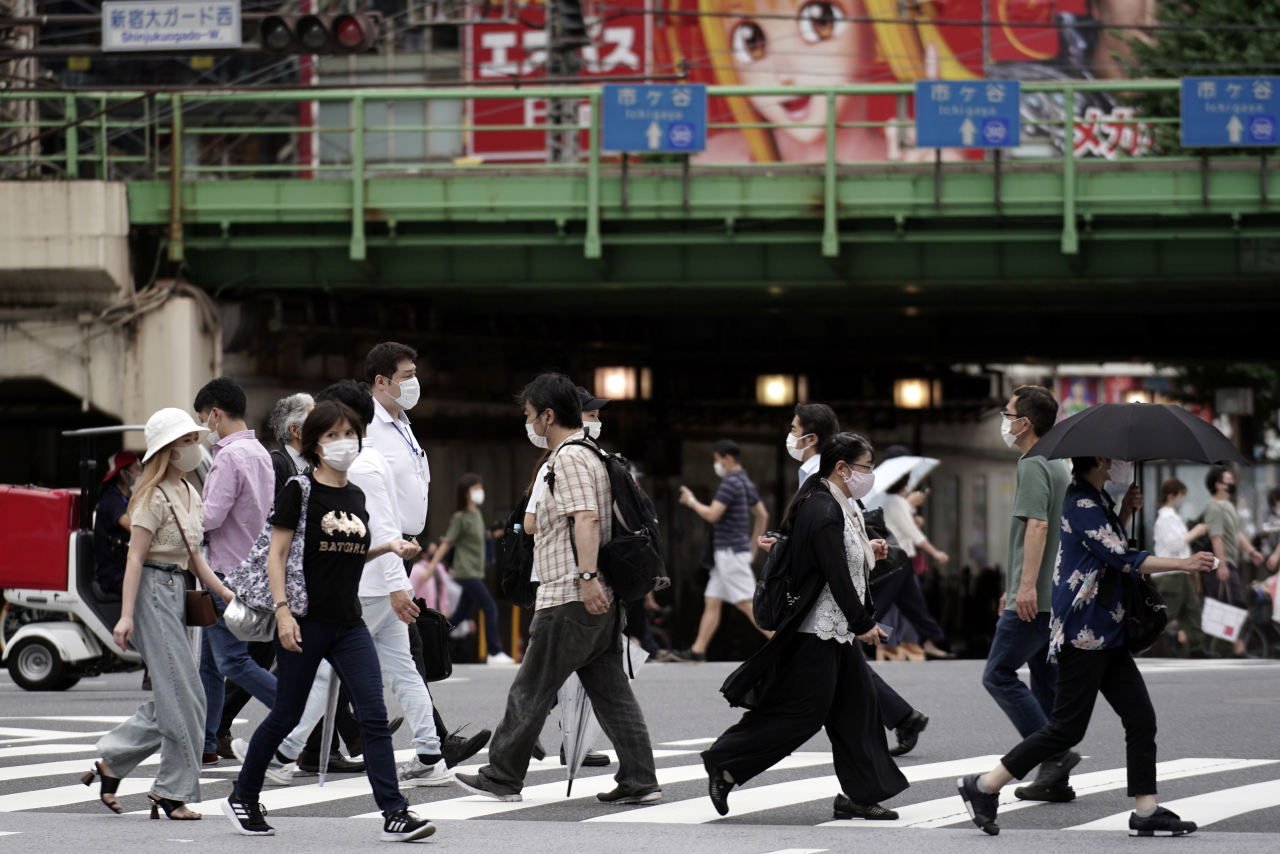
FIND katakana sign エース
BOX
[914,80,1021,149]
[601,84,707,153]
[101,1,241,52]
[1180,77,1279,147]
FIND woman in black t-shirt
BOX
[222,400,436,843]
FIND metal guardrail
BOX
[1,78,1271,262]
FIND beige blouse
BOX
[130,480,204,569]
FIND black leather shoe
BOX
[561,745,611,767]
[531,740,547,761]
[888,710,928,757]
[834,793,898,820]
[1013,781,1076,802]
[708,772,733,817]
[216,734,236,760]
[298,750,365,774]
[443,727,492,769]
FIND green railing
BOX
[3,78,1272,263]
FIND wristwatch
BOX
[274,601,289,611]
[577,572,599,582]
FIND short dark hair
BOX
[1071,456,1102,478]
[300,400,364,469]
[1206,465,1230,493]
[315,379,375,428]
[193,376,247,420]
[780,432,875,534]
[712,439,740,460]
[888,473,911,495]
[1013,385,1058,439]
[1162,477,1187,503]
[794,403,839,447]
[516,373,583,429]
[456,473,483,513]
[365,341,418,386]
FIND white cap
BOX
[142,407,209,462]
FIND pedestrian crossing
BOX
[1,734,1277,833]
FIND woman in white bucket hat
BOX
[84,407,237,821]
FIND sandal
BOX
[149,794,201,820]
[80,761,123,815]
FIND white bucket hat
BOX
[142,407,209,462]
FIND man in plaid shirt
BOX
[456,373,660,804]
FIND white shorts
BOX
[705,548,756,604]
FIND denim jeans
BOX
[479,601,658,796]
[982,610,1067,763]
[199,583,277,753]
[97,565,205,804]
[450,577,503,654]
[235,618,405,813]
[280,595,439,757]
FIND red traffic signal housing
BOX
[257,13,382,54]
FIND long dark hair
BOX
[525,449,551,497]
[779,431,876,535]
[456,473,482,513]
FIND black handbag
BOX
[860,504,910,585]
[414,606,454,682]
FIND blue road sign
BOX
[914,80,1021,149]
[1181,77,1279,147]
[601,84,707,153]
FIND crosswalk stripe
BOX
[818,757,1278,829]
[1067,778,1280,831]
[585,755,1003,824]
[0,744,97,760]
[0,777,219,812]
[660,738,716,747]
[0,732,109,747]
[0,754,161,784]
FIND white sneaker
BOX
[396,756,452,788]
[230,737,295,786]
[487,651,516,666]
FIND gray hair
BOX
[269,392,314,446]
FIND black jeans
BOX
[478,601,658,796]
[870,568,945,642]
[235,619,405,813]
[1001,645,1157,797]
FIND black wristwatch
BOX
[577,571,599,582]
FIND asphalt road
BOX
[1,655,1278,852]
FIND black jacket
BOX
[270,448,300,499]
[720,486,877,709]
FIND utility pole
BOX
[545,0,589,163]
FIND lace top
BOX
[797,493,869,643]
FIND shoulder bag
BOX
[157,483,218,628]
[223,474,313,641]
[414,606,454,682]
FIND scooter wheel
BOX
[7,637,68,691]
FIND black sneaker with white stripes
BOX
[221,790,274,836]
[1129,806,1197,837]
[381,809,436,842]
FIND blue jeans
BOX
[982,610,1067,763]
[450,577,503,654]
[235,618,406,814]
[200,586,277,753]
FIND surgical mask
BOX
[525,421,549,449]
[172,444,202,472]
[204,412,220,444]
[387,376,421,410]
[1108,459,1132,485]
[584,421,602,440]
[1226,483,1237,498]
[842,466,875,501]
[471,488,485,506]
[713,461,727,478]
[1000,416,1024,449]
[1172,495,1185,510]
[320,439,360,472]
[785,431,810,462]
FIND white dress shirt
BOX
[348,446,411,597]
[882,493,927,558]
[798,454,820,486]
[284,443,308,474]
[1154,505,1192,563]
[365,399,430,536]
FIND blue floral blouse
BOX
[1048,478,1150,660]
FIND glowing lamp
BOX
[894,378,940,409]
[595,367,637,401]
[756,375,795,407]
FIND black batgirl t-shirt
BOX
[270,474,371,627]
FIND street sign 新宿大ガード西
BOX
[102,2,240,52]
[914,80,1021,149]
[1181,77,1279,147]
[602,85,707,153]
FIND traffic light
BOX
[257,13,382,54]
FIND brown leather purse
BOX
[158,484,218,628]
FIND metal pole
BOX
[585,90,601,258]
[350,93,366,260]
[982,0,991,71]
[1060,86,1078,254]
[822,89,838,257]
[620,152,629,213]
[169,92,184,262]
[97,94,107,179]
[63,92,77,177]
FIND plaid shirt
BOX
[534,433,613,610]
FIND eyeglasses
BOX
[848,462,874,473]
[1001,411,1023,420]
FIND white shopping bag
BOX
[1201,597,1249,642]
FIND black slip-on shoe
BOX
[221,791,274,836]
[1013,781,1076,802]
[958,773,1000,835]
[597,786,662,805]
[443,727,492,769]
[1130,806,1197,837]
[454,772,521,802]
[298,750,366,774]
[1031,750,1081,789]
[708,772,733,816]
[834,793,898,820]
[531,740,547,761]
[381,808,436,842]
[888,710,929,757]
[664,648,706,663]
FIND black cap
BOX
[578,385,611,411]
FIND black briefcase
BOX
[415,606,454,683]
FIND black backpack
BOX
[500,493,539,609]
[1096,499,1168,653]
[550,440,669,602]
[753,529,801,631]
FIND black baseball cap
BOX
[577,386,611,411]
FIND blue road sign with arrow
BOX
[1181,77,1279,147]
[914,80,1021,149]
[601,84,707,153]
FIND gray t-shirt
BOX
[1005,455,1071,612]
[1203,498,1241,567]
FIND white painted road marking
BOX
[1068,778,1280,831]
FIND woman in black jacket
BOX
[704,433,910,820]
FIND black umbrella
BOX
[1025,403,1247,465]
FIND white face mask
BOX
[526,421,549,449]
[320,438,360,472]
[583,421,602,440]
[1000,416,1024,449]
[785,431,811,461]
[387,376,421,410]
[204,412,220,444]
[171,443,203,472]
[471,488,485,506]
[841,466,875,501]
[1108,459,1132,485]
[713,461,727,478]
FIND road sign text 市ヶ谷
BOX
[601,84,707,153]
[914,80,1021,149]
[1181,77,1279,147]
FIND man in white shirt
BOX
[1152,477,1214,659]
[789,403,839,488]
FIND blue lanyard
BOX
[389,419,422,460]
